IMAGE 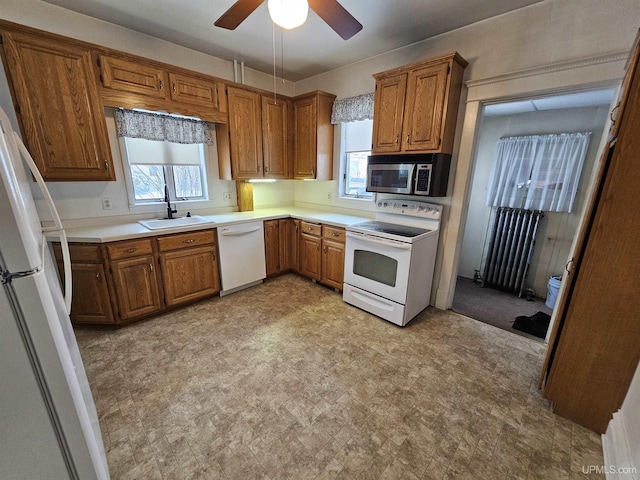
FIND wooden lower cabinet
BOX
[321,226,346,290]
[55,228,220,325]
[157,229,220,307]
[110,255,163,321]
[265,218,294,276]
[297,222,345,291]
[54,244,115,325]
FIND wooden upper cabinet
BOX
[99,54,227,123]
[261,95,290,179]
[292,91,336,180]
[371,73,407,153]
[0,29,115,181]
[402,62,450,152]
[372,52,467,155]
[100,55,166,99]
[168,71,221,110]
[223,86,263,179]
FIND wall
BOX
[0,0,296,225]
[458,104,610,296]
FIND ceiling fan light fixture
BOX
[267,0,309,30]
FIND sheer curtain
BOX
[486,133,591,213]
[525,133,591,212]
[485,136,538,208]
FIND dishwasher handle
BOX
[219,225,262,236]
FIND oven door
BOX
[343,231,412,304]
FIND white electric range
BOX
[343,199,442,326]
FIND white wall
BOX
[458,104,610,296]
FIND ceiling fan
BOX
[214,0,363,40]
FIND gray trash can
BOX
[545,275,562,309]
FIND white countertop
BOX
[61,207,372,243]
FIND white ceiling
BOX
[40,0,546,82]
[483,89,616,117]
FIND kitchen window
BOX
[340,119,373,199]
[114,108,212,206]
[122,137,207,203]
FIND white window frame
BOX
[119,137,210,208]
[339,119,373,201]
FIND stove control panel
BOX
[376,200,442,219]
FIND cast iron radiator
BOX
[481,207,544,296]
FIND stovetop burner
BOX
[349,221,431,238]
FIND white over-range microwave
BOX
[366,154,451,196]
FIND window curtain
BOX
[486,133,591,213]
[486,136,538,208]
[331,93,374,124]
[525,133,591,212]
[114,108,214,145]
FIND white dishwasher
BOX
[216,221,267,296]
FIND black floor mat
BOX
[512,311,551,339]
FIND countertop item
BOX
[59,207,372,243]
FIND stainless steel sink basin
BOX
[138,215,213,230]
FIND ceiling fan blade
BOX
[214,0,265,30]
[308,0,362,40]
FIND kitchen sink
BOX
[138,215,213,230]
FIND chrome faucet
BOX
[164,185,177,219]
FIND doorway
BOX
[452,88,614,341]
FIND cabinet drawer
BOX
[322,226,345,242]
[107,238,154,260]
[157,229,216,252]
[300,221,322,236]
[53,243,102,263]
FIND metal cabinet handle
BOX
[331,232,340,237]
[395,133,399,144]
[406,134,410,144]
[104,159,109,170]
[173,82,177,94]
[123,247,138,253]
[159,80,164,91]
[149,263,154,275]
[95,272,100,280]
[183,239,196,244]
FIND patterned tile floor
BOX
[75,274,605,480]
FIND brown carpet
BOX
[452,276,553,341]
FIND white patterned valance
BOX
[114,108,214,145]
[331,93,375,124]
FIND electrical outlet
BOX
[101,197,112,210]
[327,191,332,201]
[223,192,233,201]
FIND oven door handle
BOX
[346,231,412,250]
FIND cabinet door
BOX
[99,54,167,99]
[59,262,115,325]
[299,233,322,280]
[160,246,219,306]
[1,31,114,181]
[168,71,220,109]
[402,62,449,152]
[321,238,345,290]
[264,219,280,277]
[291,219,301,273]
[111,255,163,320]
[293,95,317,178]
[372,73,407,153]
[262,96,290,178]
[227,86,263,179]
[278,218,293,272]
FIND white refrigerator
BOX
[0,106,110,479]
